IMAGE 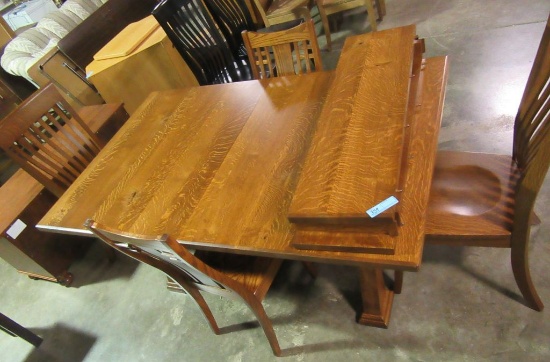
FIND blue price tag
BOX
[366,196,399,218]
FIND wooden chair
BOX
[0,83,127,198]
[153,0,251,85]
[204,0,257,61]
[85,219,284,356]
[250,0,313,28]
[242,19,323,79]
[318,0,386,50]
[396,16,550,311]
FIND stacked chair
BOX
[204,0,257,63]
[242,19,323,79]
[318,0,386,50]
[249,0,313,28]
[153,0,255,85]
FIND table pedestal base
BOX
[358,267,394,328]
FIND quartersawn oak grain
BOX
[291,56,449,256]
[288,25,417,237]
[36,29,449,330]
[38,32,447,271]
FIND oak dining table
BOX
[37,24,449,328]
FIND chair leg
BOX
[186,288,222,334]
[393,271,403,294]
[318,6,332,51]
[365,0,377,31]
[511,239,544,311]
[375,0,386,18]
[242,296,282,356]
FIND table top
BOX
[38,26,449,270]
[289,25,417,235]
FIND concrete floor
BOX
[2,0,550,360]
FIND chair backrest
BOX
[0,83,104,198]
[512,16,550,230]
[85,219,240,300]
[242,19,323,79]
[204,0,256,58]
[152,0,241,85]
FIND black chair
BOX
[204,0,256,61]
[152,0,251,85]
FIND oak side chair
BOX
[242,19,323,79]
[0,83,126,198]
[318,0,386,51]
[85,219,286,356]
[250,0,313,28]
[396,16,550,311]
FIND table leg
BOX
[358,267,394,328]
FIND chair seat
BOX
[194,250,282,300]
[425,150,516,246]
[267,0,310,17]
[408,17,550,312]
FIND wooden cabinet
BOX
[0,76,19,119]
[86,18,198,115]
[0,69,35,183]
[27,48,104,109]
[0,170,91,285]
[25,0,161,109]
[0,102,128,285]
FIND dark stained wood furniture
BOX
[0,75,20,118]
[0,169,90,285]
[56,0,159,72]
[242,19,323,79]
[395,14,550,311]
[37,25,448,328]
[204,0,257,62]
[0,59,36,183]
[0,83,128,198]
[152,0,251,85]
[0,100,128,285]
[29,0,159,107]
[86,219,284,356]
